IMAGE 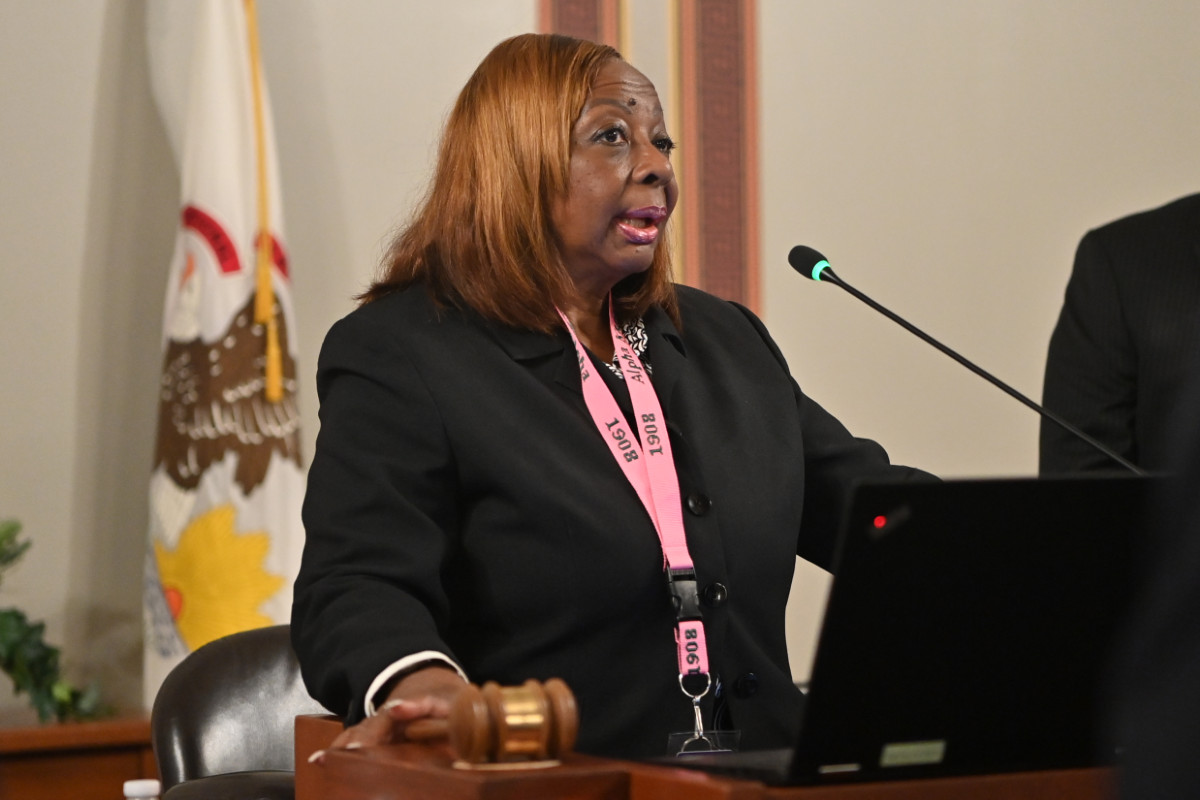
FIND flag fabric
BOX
[144,0,303,709]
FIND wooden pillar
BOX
[539,0,621,46]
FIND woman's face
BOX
[552,59,678,299]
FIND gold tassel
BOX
[265,317,283,403]
[244,0,282,404]
[254,231,273,324]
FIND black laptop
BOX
[666,474,1154,785]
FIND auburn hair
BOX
[359,33,678,331]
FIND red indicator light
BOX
[873,515,887,529]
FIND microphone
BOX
[787,245,1147,476]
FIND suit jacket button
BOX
[686,493,712,515]
[733,672,759,698]
[701,582,728,607]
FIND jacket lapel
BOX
[643,304,688,413]
[477,302,690,402]
[477,316,583,395]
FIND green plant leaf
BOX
[0,519,31,588]
[0,525,109,722]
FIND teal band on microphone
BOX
[812,260,831,282]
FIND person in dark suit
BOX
[1110,343,1200,798]
[1040,193,1200,475]
[292,33,926,760]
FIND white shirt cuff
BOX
[363,651,469,717]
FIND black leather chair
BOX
[150,624,331,800]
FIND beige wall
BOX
[0,0,178,715]
[1,0,1197,714]
[762,2,1200,675]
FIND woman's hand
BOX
[308,665,467,763]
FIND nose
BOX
[633,141,674,187]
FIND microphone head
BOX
[788,245,833,281]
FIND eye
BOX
[595,126,628,145]
[654,136,676,154]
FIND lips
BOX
[615,206,668,245]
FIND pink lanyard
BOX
[556,301,712,707]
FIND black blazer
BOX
[1112,344,1200,797]
[1040,193,1200,474]
[292,283,926,758]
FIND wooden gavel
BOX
[404,678,578,765]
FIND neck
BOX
[563,294,614,364]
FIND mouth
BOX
[615,206,668,244]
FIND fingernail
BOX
[345,741,363,750]
[381,699,411,711]
[307,749,326,764]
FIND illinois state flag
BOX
[144,0,303,708]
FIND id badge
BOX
[667,673,741,755]
[667,729,742,756]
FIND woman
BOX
[293,33,925,760]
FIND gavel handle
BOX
[404,717,450,741]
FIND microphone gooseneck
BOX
[787,245,1147,476]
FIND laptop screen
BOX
[787,474,1153,783]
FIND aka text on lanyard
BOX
[556,300,713,715]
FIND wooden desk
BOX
[294,715,1117,800]
[0,712,156,800]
